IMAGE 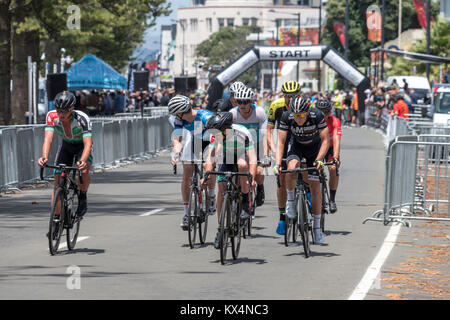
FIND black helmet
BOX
[315,99,332,110]
[206,112,233,132]
[54,91,76,112]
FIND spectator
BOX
[104,92,114,115]
[391,94,409,120]
[402,78,409,94]
[160,90,170,106]
[114,90,125,113]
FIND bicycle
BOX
[242,160,270,239]
[278,161,334,257]
[40,164,83,255]
[173,160,210,249]
[204,170,252,265]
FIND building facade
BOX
[172,0,327,91]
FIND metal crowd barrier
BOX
[0,115,172,192]
[364,117,450,227]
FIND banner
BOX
[278,28,319,45]
[412,0,428,29]
[333,21,346,47]
[366,5,382,42]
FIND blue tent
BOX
[65,54,127,90]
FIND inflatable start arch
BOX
[207,45,371,123]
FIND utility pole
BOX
[380,0,386,83]
[296,13,300,83]
[274,19,280,92]
[317,0,322,92]
[344,0,349,89]
[426,0,431,82]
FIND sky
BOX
[132,0,190,63]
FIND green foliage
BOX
[386,16,450,81]
[322,0,440,68]
[15,0,171,71]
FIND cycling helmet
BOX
[234,87,254,100]
[281,80,301,94]
[206,112,233,132]
[290,95,312,113]
[168,95,191,115]
[54,91,76,112]
[229,81,246,94]
[315,99,332,110]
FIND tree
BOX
[0,0,11,125]
[322,0,440,68]
[196,26,264,87]
[386,16,450,81]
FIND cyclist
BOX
[315,98,342,213]
[230,86,269,206]
[217,81,246,113]
[205,112,257,249]
[273,95,330,244]
[266,80,301,235]
[38,91,93,221]
[332,90,343,123]
[168,95,216,230]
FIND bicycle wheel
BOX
[231,197,242,260]
[48,187,65,255]
[321,183,330,233]
[297,193,310,258]
[199,189,209,244]
[187,186,199,249]
[219,194,231,265]
[66,189,80,251]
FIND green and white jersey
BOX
[45,110,92,144]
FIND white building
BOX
[173,0,328,91]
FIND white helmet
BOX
[168,95,191,115]
[229,81,246,94]
[234,87,254,100]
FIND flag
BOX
[412,0,428,29]
[366,5,382,42]
[333,21,346,47]
[129,69,135,92]
[168,54,174,61]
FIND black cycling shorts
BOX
[54,140,93,173]
[286,141,321,181]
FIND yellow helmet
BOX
[281,80,301,94]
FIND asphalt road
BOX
[0,127,397,300]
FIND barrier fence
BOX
[0,115,172,192]
[363,115,450,227]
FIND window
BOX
[227,18,234,27]
[251,17,258,26]
[218,18,225,30]
[192,0,205,5]
[242,18,249,26]
[298,0,310,5]
[179,19,187,31]
[283,19,298,27]
[190,19,198,32]
[206,18,212,32]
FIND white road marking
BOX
[50,236,90,251]
[348,223,402,300]
[140,208,165,217]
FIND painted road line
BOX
[140,208,165,217]
[348,223,402,300]
[49,236,90,251]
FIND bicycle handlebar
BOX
[40,164,83,184]
[204,170,253,185]
[276,161,335,187]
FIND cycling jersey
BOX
[230,104,267,143]
[267,98,287,127]
[173,109,213,140]
[326,115,342,148]
[279,108,327,145]
[45,110,92,144]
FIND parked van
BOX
[386,76,432,104]
[433,87,450,126]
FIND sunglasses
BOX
[236,99,251,105]
[176,112,186,120]
[293,112,308,118]
[284,94,299,98]
[56,110,72,115]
